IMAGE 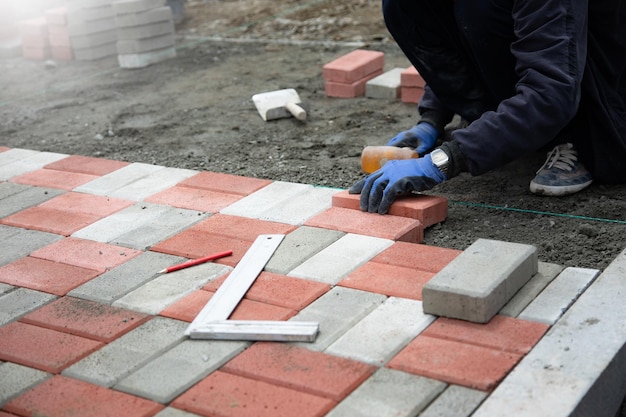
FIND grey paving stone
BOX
[0,151,67,181]
[68,17,116,37]
[70,29,117,49]
[66,0,113,14]
[118,46,177,69]
[422,238,538,323]
[73,41,117,60]
[419,385,488,417]
[325,368,446,417]
[0,227,64,267]
[115,6,173,27]
[0,362,50,407]
[62,317,188,387]
[288,233,394,285]
[265,226,345,274]
[220,181,310,218]
[107,167,196,201]
[366,67,403,99]
[73,162,164,196]
[68,251,188,304]
[289,286,386,351]
[473,248,626,417]
[117,20,174,41]
[115,339,248,403]
[0,184,65,218]
[256,186,339,225]
[325,297,435,365]
[0,148,39,166]
[518,267,600,325]
[0,283,13,295]
[68,4,115,23]
[117,32,175,55]
[113,0,166,15]
[112,207,208,250]
[112,262,231,314]
[500,262,564,318]
[0,288,57,327]
[154,408,203,417]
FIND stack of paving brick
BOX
[323,49,385,98]
[17,17,50,60]
[66,0,117,61]
[45,7,72,61]
[0,3,22,58]
[401,66,426,104]
[113,0,176,69]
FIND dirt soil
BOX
[2,0,625,272]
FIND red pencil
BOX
[158,250,233,274]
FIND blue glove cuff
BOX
[414,122,438,154]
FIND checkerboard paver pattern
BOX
[1,147,624,417]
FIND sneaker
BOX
[529,143,593,196]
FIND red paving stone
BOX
[423,315,549,355]
[401,86,425,104]
[388,335,522,391]
[0,322,103,373]
[0,207,100,236]
[44,154,129,175]
[324,69,384,98]
[371,241,462,273]
[221,342,377,401]
[191,214,296,241]
[332,190,448,227]
[322,49,385,83]
[4,375,163,417]
[338,261,434,300]
[29,237,142,272]
[305,207,423,243]
[179,171,272,195]
[160,289,297,322]
[401,66,426,88]
[21,297,152,342]
[172,370,335,417]
[0,411,19,417]
[204,271,330,310]
[0,147,10,152]
[144,185,243,212]
[0,257,100,295]
[35,191,132,216]
[10,168,99,190]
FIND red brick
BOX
[401,86,425,104]
[192,214,296,241]
[45,7,68,26]
[423,315,549,355]
[160,289,296,322]
[11,168,99,190]
[22,297,151,342]
[203,271,330,310]
[332,190,448,227]
[0,147,10,152]
[39,192,133,217]
[221,343,376,401]
[0,411,19,417]
[0,322,103,373]
[22,45,50,60]
[371,241,462,273]
[18,17,48,37]
[172,371,335,417]
[0,257,100,295]
[145,185,243,212]
[44,155,129,175]
[180,171,272,195]
[323,49,385,83]
[48,26,71,46]
[0,206,101,236]
[4,375,163,417]
[388,335,522,391]
[324,69,384,98]
[401,66,426,88]
[21,34,49,48]
[305,206,423,243]
[30,237,142,273]
[339,261,434,300]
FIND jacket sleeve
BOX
[451,0,589,175]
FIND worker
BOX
[350,0,626,214]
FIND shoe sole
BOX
[529,179,593,196]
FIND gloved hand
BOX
[386,122,439,154]
[349,154,446,214]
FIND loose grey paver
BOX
[112,262,231,314]
[0,184,65,218]
[113,0,166,15]
[0,362,50,406]
[115,6,173,28]
[112,207,208,250]
[422,238,538,323]
[73,162,164,196]
[107,167,197,201]
[419,385,488,417]
[325,368,446,417]
[0,227,64,267]
[265,226,345,274]
[154,408,203,417]
[117,32,175,55]
[518,267,600,325]
[115,339,248,403]
[473,248,626,417]
[325,297,435,365]
[0,288,57,326]
[365,67,403,99]
[0,283,13,295]
[118,46,177,68]
[68,251,188,304]
[62,317,188,387]
[117,20,174,40]
[257,186,339,225]
[500,262,564,317]
[0,150,66,180]
[288,233,394,285]
[289,286,386,351]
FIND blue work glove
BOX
[349,154,446,214]
[386,122,439,154]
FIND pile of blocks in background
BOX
[0,0,177,68]
[323,49,426,105]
